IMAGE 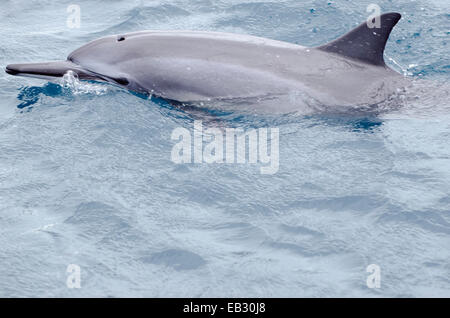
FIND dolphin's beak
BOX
[5,61,95,80]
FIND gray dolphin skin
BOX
[5,13,408,113]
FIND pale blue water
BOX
[0,0,449,297]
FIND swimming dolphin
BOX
[5,12,408,113]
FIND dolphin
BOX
[5,12,408,113]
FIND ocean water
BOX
[0,0,449,297]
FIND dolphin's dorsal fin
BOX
[317,12,401,66]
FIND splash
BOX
[60,71,109,96]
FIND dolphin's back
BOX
[66,30,399,106]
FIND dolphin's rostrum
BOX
[6,13,408,113]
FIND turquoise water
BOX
[0,0,449,297]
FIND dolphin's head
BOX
[5,34,142,90]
